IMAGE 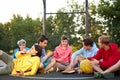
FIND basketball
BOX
[80,59,93,73]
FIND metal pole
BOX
[43,0,46,35]
[85,0,89,37]
[46,12,86,14]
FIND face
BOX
[61,39,68,47]
[39,40,48,48]
[19,44,26,50]
[83,42,91,50]
[98,39,104,48]
[29,45,37,55]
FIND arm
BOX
[16,51,29,59]
[24,57,40,76]
[71,48,84,60]
[88,49,102,60]
[99,51,120,68]
[53,49,61,61]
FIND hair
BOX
[61,35,68,41]
[34,45,42,57]
[83,38,93,47]
[98,35,110,45]
[38,35,48,44]
[17,39,26,46]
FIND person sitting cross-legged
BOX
[52,35,72,71]
[62,38,98,73]
[87,35,120,78]
[38,35,54,73]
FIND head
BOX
[38,35,48,48]
[98,35,110,48]
[60,35,68,47]
[83,38,93,50]
[17,39,26,50]
[29,44,42,57]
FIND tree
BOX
[97,0,120,45]
[10,14,42,48]
[0,14,42,53]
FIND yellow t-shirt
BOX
[11,52,40,76]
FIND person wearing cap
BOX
[0,44,42,76]
[13,39,30,59]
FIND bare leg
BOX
[91,61,103,73]
[68,56,84,69]
[39,63,45,74]
[45,59,56,71]
[102,60,120,74]
[56,62,69,71]
[62,55,84,73]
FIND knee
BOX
[76,55,84,62]
[39,63,44,69]
[47,51,53,57]
[51,59,56,64]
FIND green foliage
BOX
[0,14,42,53]
[97,0,120,45]
[1,0,120,54]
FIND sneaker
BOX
[62,68,75,74]
[94,72,114,79]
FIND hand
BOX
[91,59,99,65]
[16,70,24,76]
[19,49,27,54]
[56,59,63,63]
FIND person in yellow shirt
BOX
[0,44,42,76]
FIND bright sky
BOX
[0,0,99,23]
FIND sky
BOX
[0,0,99,23]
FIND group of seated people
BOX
[0,35,120,79]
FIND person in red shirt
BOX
[88,35,120,74]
